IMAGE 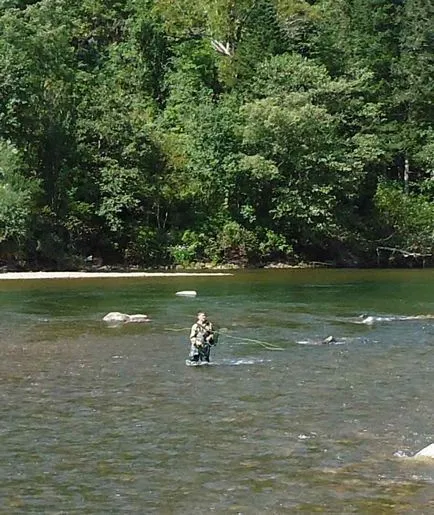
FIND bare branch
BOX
[211,39,232,56]
[376,246,432,258]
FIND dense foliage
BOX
[0,0,433,269]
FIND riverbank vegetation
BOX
[0,0,433,269]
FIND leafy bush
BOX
[169,230,207,266]
[258,230,294,263]
[124,227,167,267]
[374,181,434,254]
[212,221,258,265]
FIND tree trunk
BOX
[404,156,410,194]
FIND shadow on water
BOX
[0,269,434,512]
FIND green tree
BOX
[0,140,39,258]
[374,181,434,257]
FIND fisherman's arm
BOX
[206,323,215,344]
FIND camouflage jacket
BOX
[189,322,214,346]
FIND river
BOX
[0,269,433,513]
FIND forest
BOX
[0,0,433,269]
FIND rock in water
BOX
[321,335,336,344]
[175,290,197,297]
[414,443,434,459]
[103,312,150,325]
[128,314,150,323]
[103,312,130,323]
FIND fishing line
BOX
[223,334,284,351]
[165,327,284,351]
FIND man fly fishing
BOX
[189,311,216,363]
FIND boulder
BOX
[414,443,434,459]
[103,312,150,325]
[175,290,197,297]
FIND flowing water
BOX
[0,269,433,514]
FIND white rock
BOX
[103,312,130,323]
[414,443,434,459]
[127,314,150,323]
[175,290,197,297]
[103,312,150,324]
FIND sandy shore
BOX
[0,271,233,280]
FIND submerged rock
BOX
[297,335,339,346]
[359,314,434,325]
[321,335,336,344]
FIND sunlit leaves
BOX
[0,140,38,243]
[374,181,434,254]
[242,92,336,173]
[246,53,329,99]
[0,0,432,267]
